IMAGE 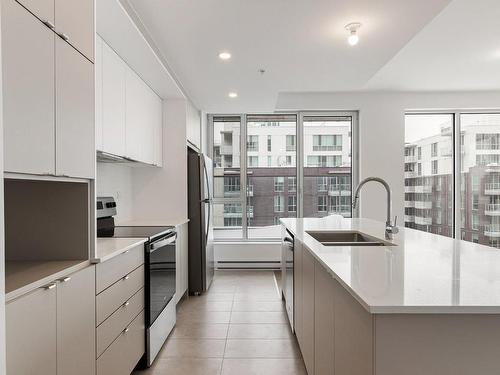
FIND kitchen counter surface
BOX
[116,218,189,227]
[93,237,147,263]
[281,216,500,314]
[6,259,90,302]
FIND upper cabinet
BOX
[96,36,163,167]
[16,0,94,61]
[2,0,95,179]
[186,102,201,150]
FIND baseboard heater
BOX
[216,260,281,270]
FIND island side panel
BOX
[374,314,500,375]
[333,278,374,375]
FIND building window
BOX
[472,213,479,230]
[288,177,296,192]
[224,176,240,197]
[285,156,292,166]
[274,195,284,212]
[472,194,479,210]
[274,177,284,192]
[286,135,296,151]
[476,133,500,150]
[318,196,327,212]
[267,135,272,152]
[472,233,479,243]
[417,163,422,176]
[248,156,258,167]
[417,147,422,160]
[288,195,297,212]
[431,142,438,157]
[313,135,342,151]
[432,160,438,174]
[317,177,328,192]
[476,154,500,166]
[247,135,259,151]
[307,155,342,167]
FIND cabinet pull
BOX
[122,301,130,308]
[58,32,70,42]
[123,250,130,254]
[44,283,57,290]
[123,327,130,334]
[59,277,71,283]
[123,275,130,281]
[42,20,55,30]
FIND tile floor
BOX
[134,270,306,375]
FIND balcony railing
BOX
[313,145,342,152]
[328,205,351,217]
[404,171,417,178]
[415,216,432,225]
[404,186,416,193]
[220,144,233,155]
[224,206,253,218]
[404,200,415,208]
[405,155,417,163]
[328,184,351,196]
[485,183,500,195]
[414,185,432,193]
[484,224,500,237]
[404,215,415,223]
[485,204,500,215]
[415,201,432,209]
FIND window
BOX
[318,196,327,212]
[288,196,297,212]
[288,177,296,192]
[247,135,259,151]
[476,133,500,150]
[312,135,342,151]
[267,135,272,152]
[224,176,240,197]
[418,147,422,160]
[417,163,422,176]
[307,155,342,167]
[432,160,438,175]
[431,142,438,157]
[274,177,284,192]
[317,177,328,192]
[286,135,296,151]
[472,233,479,243]
[248,156,258,167]
[285,156,292,166]
[274,195,284,212]
[472,213,479,230]
[267,156,272,167]
[472,194,479,210]
[476,154,500,166]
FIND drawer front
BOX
[96,244,144,294]
[96,265,144,325]
[97,310,145,375]
[97,287,144,357]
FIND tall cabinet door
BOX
[54,0,94,61]
[16,0,54,25]
[57,266,96,375]
[6,285,57,375]
[102,41,127,157]
[2,0,55,175]
[95,35,103,151]
[125,69,146,161]
[55,37,95,178]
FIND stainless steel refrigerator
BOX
[187,147,214,294]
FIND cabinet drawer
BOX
[96,265,144,325]
[97,310,145,375]
[97,287,144,357]
[96,244,144,294]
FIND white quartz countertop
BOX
[281,216,500,314]
[93,238,147,263]
[116,218,189,227]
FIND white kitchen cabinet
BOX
[15,0,54,25]
[55,37,95,179]
[101,40,127,157]
[57,265,96,375]
[294,239,303,344]
[6,283,57,375]
[54,0,94,61]
[2,0,55,175]
[95,35,103,151]
[176,222,189,303]
[302,247,316,375]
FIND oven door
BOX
[146,232,177,327]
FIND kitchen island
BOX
[281,216,500,375]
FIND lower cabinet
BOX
[6,265,96,375]
[301,248,316,375]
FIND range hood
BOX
[96,151,138,164]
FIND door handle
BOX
[58,277,71,283]
[44,283,57,290]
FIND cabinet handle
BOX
[59,277,71,283]
[44,283,57,290]
[58,32,70,42]
[123,275,130,281]
[42,20,55,30]
[122,301,130,308]
[123,327,130,334]
[123,250,130,254]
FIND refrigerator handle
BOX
[203,158,211,243]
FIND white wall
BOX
[276,91,500,222]
[186,100,201,150]
[96,163,134,222]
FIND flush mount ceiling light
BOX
[218,51,232,60]
[345,22,362,46]
[228,92,238,98]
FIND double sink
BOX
[306,231,395,247]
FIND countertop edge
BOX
[92,238,147,263]
[6,260,91,303]
[116,218,190,227]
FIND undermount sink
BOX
[306,230,395,246]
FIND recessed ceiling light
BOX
[228,92,238,98]
[219,51,232,60]
[345,22,362,46]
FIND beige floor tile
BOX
[232,301,284,312]
[203,293,235,301]
[221,358,306,375]
[224,339,300,358]
[230,311,287,324]
[177,310,232,324]
[171,323,229,339]
[160,338,226,358]
[233,293,281,302]
[227,324,293,339]
[134,358,223,375]
[178,299,233,312]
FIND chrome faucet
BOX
[352,177,399,240]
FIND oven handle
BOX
[149,234,177,252]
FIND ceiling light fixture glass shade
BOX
[218,51,232,60]
[345,22,362,46]
[228,92,238,98]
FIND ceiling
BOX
[124,0,498,113]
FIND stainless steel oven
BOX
[145,229,177,366]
